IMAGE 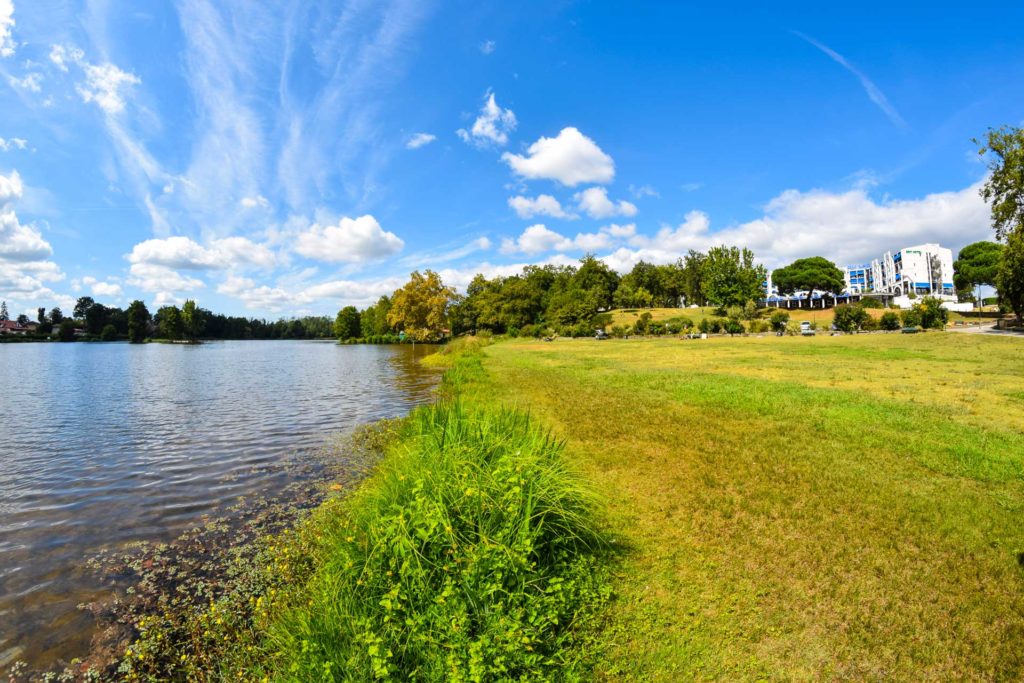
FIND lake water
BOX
[0,340,441,671]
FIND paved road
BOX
[948,322,1024,336]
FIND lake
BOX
[0,340,441,671]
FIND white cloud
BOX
[499,223,620,256]
[629,184,659,199]
[0,171,53,263]
[480,40,496,55]
[7,72,41,92]
[406,132,437,149]
[0,0,16,58]
[127,263,205,293]
[126,235,276,271]
[77,61,141,114]
[294,215,404,263]
[457,91,516,147]
[574,186,637,219]
[680,182,703,192]
[239,194,270,210]
[217,274,295,311]
[502,127,614,186]
[91,280,123,298]
[49,44,83,72]
[0,168,22,202]
[508,194,576,219]
[0,137,27,151]
[619,180,989,270]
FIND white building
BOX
[844,243,956,300]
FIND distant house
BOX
[0,320,28,335]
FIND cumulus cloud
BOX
[217,275,295,311]
[294,215,404,264]
[217,273,407,312]
[574,187,637,219]
[7,72,41,92]
[618,180,990,270]
[77,61,141,114]
[81,276,122,298]
[457,91,517,147]
[0,137,27,151]
[0,0,15,58]
[0,168,22,202]
[126,235,276,270]
[127,262,205,293]
[0,168,65,310]
[406,132,437,149]
[48,44,83,72]
[499,223,625,256]
[239,194,270,210]
[507,194,575,219]
[501,127,614,186]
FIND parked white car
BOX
[800,321,815,336]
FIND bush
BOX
[784,321,801,336]
[832,304,868,333]
[861,315,880,331]
[858,297,883,309]
[725,305,743,321]
[769,310,790,333]
[697,318,711,334]
[742,300,759,320]
[748,319,770,333]
[634,311,653,335]
[100,324,118,341]
[506,326,520,338]
[900,308,922,328]
[723,319,745,336]
[57,319,76,342]
[519,324,541,339]
[917,296,949,330]
[610,325,630,338]
[879,311,901,331]
[258,403,611,681]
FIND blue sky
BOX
[0,1,1021,317]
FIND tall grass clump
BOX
[420,334,492,368]
[258,401,610,681]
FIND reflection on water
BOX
[0,340,440,669]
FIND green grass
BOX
[455,333,1024,680]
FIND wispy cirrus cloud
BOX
[794,31,907,129]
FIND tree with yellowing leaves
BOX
[387,270,457,342]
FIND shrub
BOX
[709,318,725,334]
[100,324,118,341]
[784,320,801,336]
[519,324,541,339]
[769,310,790,333]
[723,319,745,336]
[610,325,630,338]
[648,321,665,335]
[725,305,743,321]
[900,308,922,328]
[748,319,770,333]
[861,315,880,331]
[858,297,883,309]
[57,319,76,342]
[697,318,711,334]
[917,296,949,330]
[506,326,520,338]
[832,304,868,333]
[634,311,653,335]
[742,300,759,320]
[879,311,901,331]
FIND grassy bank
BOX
[110,350,610,682]
[453,334,1024,679]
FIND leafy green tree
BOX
[361,296,393,337]
[181,299,204,341]
[879,311,901,331]
[769,310,790,333]
[74,296,95,320]
[37,307,46,324]
[832,304,868,332]
[57,319,76,342]
[900,308,922,328]
[157,305,183,340]
[100,324,118,341]
[16,313,29,326]
[334,306,362,341]
[126,300,151,343]
[571,255,619,311]
[997,230,1024,321]
[84,303,109,335]
[975,126,1024,240]
[681,250,706,306]
[700,246,766,308]
[915,296,949,330]
[49,307,64,325]
[388,270,456,342]
[954,241,1005,307]
[772,256,846,302]
[723,318,745,336]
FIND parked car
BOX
[800,321,815,336]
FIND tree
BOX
[681,251,706,306]
[997,229,1024,322]
[84,303,109,335]
[157,305,183,340]
[0,300,7,321]
[181,299,204,341]
[832,304,868,333]
[879,311,901,331]
[772,256,845,302]
[49,307,64,325]
[387,270,456,342]
[571,255,620,311]
[100,324,118,341]
[975,126,1024,241]
[954,241,1005,308]
[126,300,151,343]
[37,307,46,324]
[16,313,29,326]
[74,296,95,320]
[334,306,362,341]
[769,310,790,333]
[57,319,76,342]
[916,296,949,330]
[700,245,766,308]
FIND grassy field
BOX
[459,333,1024,680]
